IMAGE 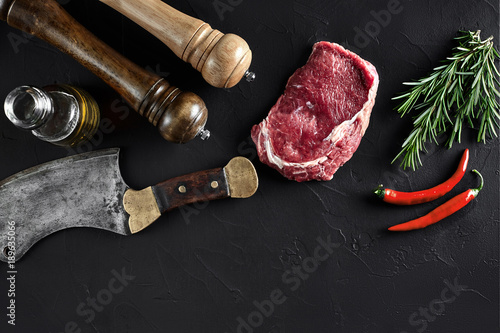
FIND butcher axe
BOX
[0,149,258,262]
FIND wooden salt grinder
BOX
[0,0,209,143]
[100,0,254,88]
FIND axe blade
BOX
[0,149,130,262]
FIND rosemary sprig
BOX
[392,30,500,170]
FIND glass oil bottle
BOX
[4,84,100,147]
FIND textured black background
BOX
[0,0,499,332]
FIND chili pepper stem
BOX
[470,169,483,195]
[374,185,385,199]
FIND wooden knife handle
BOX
[152,167,229,213]
[0,0,208,143]
[99,0,253,88]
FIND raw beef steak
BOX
[251,41,379,182]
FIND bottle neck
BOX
[4,86,54,130]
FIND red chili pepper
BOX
[375,149,469,205]
[388,170,483,232]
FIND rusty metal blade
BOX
[0,148,130,262]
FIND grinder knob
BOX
[195,32,254,89]
[152,90,209,143]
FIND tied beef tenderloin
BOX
[251,41,379,182]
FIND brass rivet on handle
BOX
[178,185,187,193]
[211,181,219,189]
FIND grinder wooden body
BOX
[100,0,253,88]
[0,0,208,143]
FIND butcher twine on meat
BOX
[251,41,379,182]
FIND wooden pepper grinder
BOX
[0,0,209,143]
[99,0,255,88]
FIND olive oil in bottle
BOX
[4,84,100,147]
